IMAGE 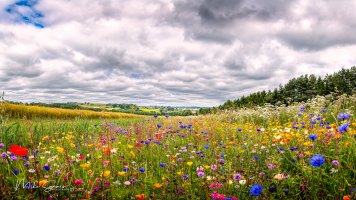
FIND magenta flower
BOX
[74,179,84,185]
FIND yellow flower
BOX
[41,136,49,141]
[162,176,165,181]
[57,147,65,154]
[177,171,183,175]
[70,143,75,148]
[153,183,163,189]
[80,163,91,168]
[103,170,110,178]
[118,171,126,176]
[187,162,193,166]
[128,145,134,149]
[204,165,210,170]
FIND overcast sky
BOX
[0,0,355,106]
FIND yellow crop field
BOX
[1,103,144,119]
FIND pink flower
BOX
[74,179,84,185]
[104,161,110,167]
[210,182,223,189]
[210,192,225,199]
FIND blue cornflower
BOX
[238,128,242,132]
[253,156,259,161]
[322,108,326,113]
[182,174,189,180]
[290,146,298,151]
[187,124,192,129]
[338,123,349,133]
[308,134,318,141]
[139,168,145,173]
[338,113,349,120]
[250,184,263,196]
[283,189,289,195]
[13,169,20,175]
[165,114,169,118]
[154,114,158,118]
[122,167,128,171]
[159,163,166,167]
[43,164,50,171]
[204,145,209,149]
[310,154,325,167]
[157,124,162,129]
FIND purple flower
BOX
[159,163,166,167]
[139,168,145,172]
[157,124,162,129]
[331,160,339,166]
[13,169,20,175]
[0,143,4,148]
[197,171,205,178]
[211,164,217,171]
[233,174,242,182]
[1,152,6,158]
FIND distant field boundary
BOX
[0,103,145,119]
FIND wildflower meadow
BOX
[0,95,355,199]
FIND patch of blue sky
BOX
[5,0,45,28]
[129,73,145,79]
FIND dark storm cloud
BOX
[0,0,355,106]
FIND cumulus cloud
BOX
[0,0,355,106]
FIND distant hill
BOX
[199,66,356,114]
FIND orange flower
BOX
[136,194,147,200]
[102,147,111,155]
[153,183,163,189]
[343,196,351,200]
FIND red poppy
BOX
[9,144,28,157]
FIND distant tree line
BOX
[199,66,356,114]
